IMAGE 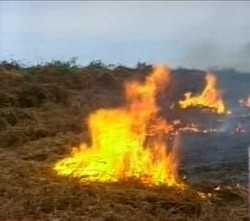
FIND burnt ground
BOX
[0,61,249,221]
[180,132,249,185]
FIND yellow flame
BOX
[179,73,226,114]
[54,65,180,186]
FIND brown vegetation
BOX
[0,61,247,221]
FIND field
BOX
[0,60,248,221]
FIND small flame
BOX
[239,95,250,107]
[54,65,180,186]
[179,73,226,114]
[179,123,200,133]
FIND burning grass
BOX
[54,65,180,186]
[179,73,226,114]
[0,139,248,221]
[0,146,247,221]
[0,61,248,221]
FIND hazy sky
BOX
[1,1,250,71]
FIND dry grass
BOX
[0,145,247,221]
[0,62,248,221]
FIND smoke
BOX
[229,42,250,72]
[180,42,250,73]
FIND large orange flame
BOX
[179,73,226,114]
[54,65,180,186]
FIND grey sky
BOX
[1,1,250,71]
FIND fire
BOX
[179,73,226,114]
[179,123,200,133]
[239,95,250,107]
[54,65,180,186]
